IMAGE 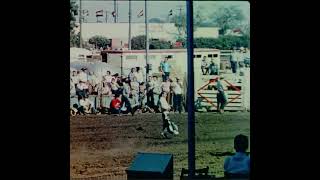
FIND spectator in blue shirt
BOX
[224,134,250,177]
[160,57,171,82]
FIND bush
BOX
[88,36,110,49]
[174,35,249,50]
[131,35,172,50]
[149,40,172,49]
[131,35,146,50]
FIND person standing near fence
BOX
[209,60,219,75]
[78,68,89,96]
[146,75,155,109]
[172,77,183,114]
[216,77,227,114]
[230,47,239,82]
[135,67,144,84]
[153,76,162,112]
[130,77,140,107]
[201,56,209,75]
[128,68,136,82]
[161,78,172,105]
[159,92,171,137]
[160,57,171,82]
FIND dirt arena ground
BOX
[70,112,250,179]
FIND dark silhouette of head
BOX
[234,134,248,153]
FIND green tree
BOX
[210,5,245,35]
[169,9,203,38]
[88,36,110,49]
[131,35,146,50]
[70,32,80,47]
[131,35,172,50]
[70,0,78,32]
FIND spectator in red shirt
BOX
[109,94,122,115]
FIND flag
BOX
[96,10,103,17]
[137,9,143,18]
[111,11,116,17]
[168,9,173,16]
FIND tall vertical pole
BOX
[106,11,108,23]
[79,0,83,48]
[177,5,183,35]
[186,0,195,177]
[128,0,132,50]
[121,54,123,76]
[145,0,149,82]
[117,0,119,22]
[114,0,116,23]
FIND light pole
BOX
[79,0,83,48]
[128,0,132,50]
[186,0,195,177]
[145,0,149,82]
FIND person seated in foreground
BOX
[109,93,122,116]
[224,134,250,178]
[78,95,99,115]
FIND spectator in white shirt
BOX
[78,68,89,95]
[146,76,156,108]
[78,96,98,115]
[130,77,140,106]
[70,78,76,97]
[111,77,121,95]
[104,71,113,84]
[88,72,99,95]
[201,56,209,75]
[161,78,172,104]
[224,134,250,178]
[128,68,136,82]
[71,70,79,87]
[78,68,88,83]
[152,76,162,112]
[172,77,183,114]
[135,67,144,84]
[159,92,171,137]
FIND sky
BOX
[74,1,250,24]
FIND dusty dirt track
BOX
[70,112,250,179]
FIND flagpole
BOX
[106,10,108,23]
[117,0,119,23]
[145,0,149,82]
[79,0,83,48]
[114,0,116,23]
[128,0,132,50]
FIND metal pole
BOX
[128,0,132,50]
[79,0,83,48]
[117,0,119,23]
[186,0,195,177]
[106,10,108,23]
[121,54,123,76]
[114,0,116,23]
[145,0,149,82]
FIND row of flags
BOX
[80,9,173,18]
